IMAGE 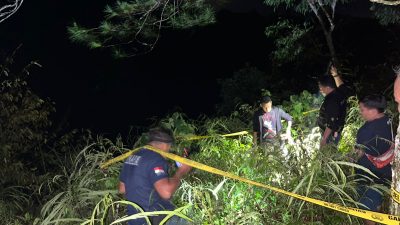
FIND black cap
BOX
[359,94,387,113]
[260,95,272,104]
[148,127,175,144]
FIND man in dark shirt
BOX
[354,95,393,225]
[318,66,354,148]
[119,127,191,225]
[253,96,293,145]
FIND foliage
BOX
[371,3,400,25]
[37,137,123,225]
[1,66,396,224]
[165,110,373,224]
[68,0,216,57]
[0,52,57,224]
[0,54,54,183]
[265,19,311,64]
[80,194,191,225]
[218,66,270,114]
[281,90,323,138]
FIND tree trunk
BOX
[307,0,339,66]
[391,114,400,214]
[323,30,339,67]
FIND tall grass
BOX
[4,90,395,225]
[38,138,123,225]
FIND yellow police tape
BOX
[392,188,400,205]
[177,131,249,141]
[100,147,142,169]
[100,131,248,169]
[101,145,400,225]
[302,108,319,115]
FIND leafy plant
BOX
[38,138,123,225]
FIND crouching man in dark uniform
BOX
[119,127,192,225]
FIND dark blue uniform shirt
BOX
[356,115,393,183]
[120,148,175,225]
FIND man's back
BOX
[120,149,174,225]
[318,84,353,132]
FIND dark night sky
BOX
[0,0,274,136]
[0,0,397,137]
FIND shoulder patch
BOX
[153,167,166,176]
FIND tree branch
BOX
[0,0,23,24]
[317,0,335,32]
[307,0,338,66]
[370,0,400,5]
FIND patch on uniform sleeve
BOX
[126,155,141,166]
[153,167,166,176]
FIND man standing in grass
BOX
[253,95,293,154]
[354,95,393,225]
[119,127,191,225]
[318,66,354,148]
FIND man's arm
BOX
[278,109,293,137]
[252,112,260,145]
[320,98,341,147]
[331,66,344,87]
[394,75,400,112]
[286,120,294,144]
[320,127,333,147]
[118,162,129,195]
[277,108,294,144]
[331,66,355,98]
[119,182,126,195]
[286,120,292,135]
[253,132,258,145]
[154,164,191,200]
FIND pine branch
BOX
[68,0,215,57]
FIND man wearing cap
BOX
[119,127,191,225]
[253,95,293,148]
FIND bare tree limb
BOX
[317,0,335,32]
[370,0,400,5]
[0,0,23,24]
[307,0,339,66]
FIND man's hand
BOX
[118,182,126,195]
[330,66,338,77]
[355,148,364,159]
[253,132,258,146]
[330,65,344,87]
[320,127,332,149]
[176,164,192,178]
[281,130,294,145]
[155,164,192,200]
[320,138,327,149]
[287,132,294,145]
